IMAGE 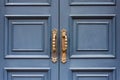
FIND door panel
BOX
[70,14,115,58]
[60,1,120,80]
[0,0,58,80]
[5,16,51,58]
[1,0,120,80]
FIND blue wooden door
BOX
[0,0,59,80]
[0,0,120,80]
[60,0,120,80]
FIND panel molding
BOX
[76,74,109,80]
[12,22,45,25]
[12,49,44,52]
[69,0,116,6]
[5,0,51,6]
[70,14,116,18]
[5,3,50,6]
[12,74,44,77]
[4,67,50,80]
[5,55,49,59]
[4,15,51,59]
[76,74,109,77]
[70,14,116,59]
[4,67,50,71]
[70,55,115,59]
[70,67,116,80]
[5,15,51,18]
[70,67,116,70]
[76,22,109,24]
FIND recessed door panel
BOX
[5,16,51,58]
[70,15,115,58]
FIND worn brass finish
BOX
[52,29,57,63]
[61,29,68,63]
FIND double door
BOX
[0,0,120,80]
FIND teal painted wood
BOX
[60,1,120,80]
[0,0,59,80]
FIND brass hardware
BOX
[61,29,68,63]
[52,29,57,63]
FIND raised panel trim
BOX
[4,67,50,71]
[69,0,116,6]
[12,74,44,77]
[76,22,109,24]
[5,3,50,6]
[76,74,109,80]
[5,55,49,59]
[76,74,109,77]
[12,22,45,25]
[12,49,44,52]
[70,55,115,58]
[5,0,51,6]
[70,2,115,6]
[70,14,116,18]
[5,15,51,18]
[70,67,116,71]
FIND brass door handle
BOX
[61,29,68,63]
[52,29,57,63]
